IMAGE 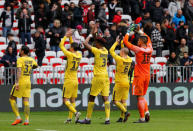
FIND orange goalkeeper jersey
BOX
[123,33,153,77]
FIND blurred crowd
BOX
[0,0,193,69]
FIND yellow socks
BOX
[68,102,76,120]
[115,101,127,113]
[65,101,77,114]
[104,101,110,121]
[86,102,94,120]
[9,99,21,119]
[24,101,30,122]
[120,103,127,118]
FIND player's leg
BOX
[117,100,127,122]
[10,84,23,125]
[63,97,78,116]
[76,78,101,124]
[86,95,95,121]
[63,82,79,118]
[132,77,146,123]
[102,96,110,124]
[113,87,124,122]
[23,97,30,125]
[9,95,22,125]
[144,77,150,122]
[65,98,76,123]
[76,95,95,124]
[101,79,110,124]
[134,95,146,123]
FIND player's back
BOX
[17,56,37,80]
[65,51,82,80]
[115,56,132,84]
[135,48,152,77]
[91,47,108,77]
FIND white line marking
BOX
[36,129,57,131]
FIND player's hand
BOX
[15,83,19,91]
[127,23,136,34]
[116,36,120,43]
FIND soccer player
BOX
[123,26,153,123]
[76,34,110,124]
[109,36,132,123]
[59,30,82,123]
[9,45,38,125]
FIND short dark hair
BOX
[21,45,30,55]
[139,36,148,44]
[7,33,14,37]
[95,37,107,46]
[101,3,106,7]
[71,42,80,51]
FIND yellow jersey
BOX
[91,47,108,77]
[110,42,132,85]
[17,56,37,80]
[59,36,82,80]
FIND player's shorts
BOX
[132,75,150,96]
[90,77,110,97]
[10,81,31,98]
[113,83,130,101]
[63,79,78,98]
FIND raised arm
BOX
[69,36,73,44]
[110,36,122,61]
[59,36,71,56]
[123,34,141,53]
[83,34,93,51]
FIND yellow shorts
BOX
[63,79,78,98]
[90,77,110,97]
[113,84,130,101]
[10,81,31,98]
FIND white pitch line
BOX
[36,129,57,131]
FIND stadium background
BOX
[0,0,193,131]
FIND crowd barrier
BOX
[0,66,192,85]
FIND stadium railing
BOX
[0,66,192,85]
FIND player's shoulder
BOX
[26,56,36,61]
[123,56,132,63]
[76,51,82,58]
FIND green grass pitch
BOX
[0,109,193,131]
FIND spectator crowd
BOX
[0,0,193,83]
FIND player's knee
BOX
[89,95,95,102]
[102,96,108,102]
[113,100,117,105]
[9,96,16,101]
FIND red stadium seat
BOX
[45,51,56,61]
[42,58,49,66]
[50,58,63,67]
[48,73,64,84]
[155,57,167,66]
[80,58,89,67]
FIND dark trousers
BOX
[20,32,32,45]
[36,52,45,66]
[156,47,162,57]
